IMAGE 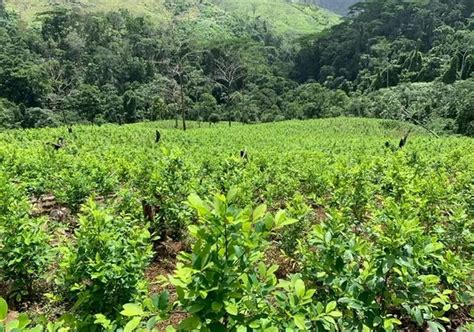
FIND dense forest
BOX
[0,0,473,135]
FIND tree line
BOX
[0,0,472,135]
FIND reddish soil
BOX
[146,238,188,331]
[265,245,299,279]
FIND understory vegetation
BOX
[0,118,473,330]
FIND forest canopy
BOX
[0,0,472,135]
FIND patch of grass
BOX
[6,0,340,36]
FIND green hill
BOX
[215,0,340,35]
[5,0,340,36]
[6,0,170,22]
[299,0,360,15]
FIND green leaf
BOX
[414,307,423,325]
[211,302,223,311]
[226,188,239,203]
[189,303,205,314]
[6,320,19,330]
[373,316,382,326]
[294,314,306,329]
[274,210,298,229]
[419,275,440,286]
[264,216,274,230]
[323,316,337,326]
[95,314,113,329]
[427,320,445,332]
[295,279,305,299]
[146,317,158,330]
[176,286,185,301]
[17,314,30,328]
[0,298,7,321]
[328,310,342,318]
[188,194,208,215]
[225,302,239,316]
[263,327,278,332]
[325,301,337,313]
[324,231,332,243]
[424,242,444,254]
[316,302,324,314]
[179,316,200,330]
[253,204,267,221]
[188,225,199,237]
[383,318,401,332]
[124,317,141,332]
[304,289,316,300]
[0,297,8,321]
[277,218,298,229]
[158,290,169,310]
[121,303,144,317]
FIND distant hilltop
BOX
[289,0,360,14]
[5,0,340,36]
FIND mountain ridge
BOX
[5,0,340,36]
[296,0,360,15]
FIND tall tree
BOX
[442,56,458,84]
[212,51,247,126]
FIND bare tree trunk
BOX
[179,74,186,131]
[460,51,470,79]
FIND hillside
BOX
[5,0,340,36]
[215,0,340,35]
[296,0,360,15]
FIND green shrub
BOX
[208,113,220,124]
[139,149,194,240]
[298,200,472,331]
[163,192,340,331]
[278,193,312,258]
[0,296,68,331]
[0,175,51,302]
[61,199,152,321]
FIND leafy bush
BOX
[162,192,341,331]
[0,296,68,331]
[298,200,473,331]
[208,113,220,124]
[61,199,152,321]
[139,148,194,240]
[278,193,312,258]
[0,175,51,302]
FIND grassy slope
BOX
[6,0,169,21]
[5,0,340,36]
[298,0,360,15]
[217,0,340,35]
